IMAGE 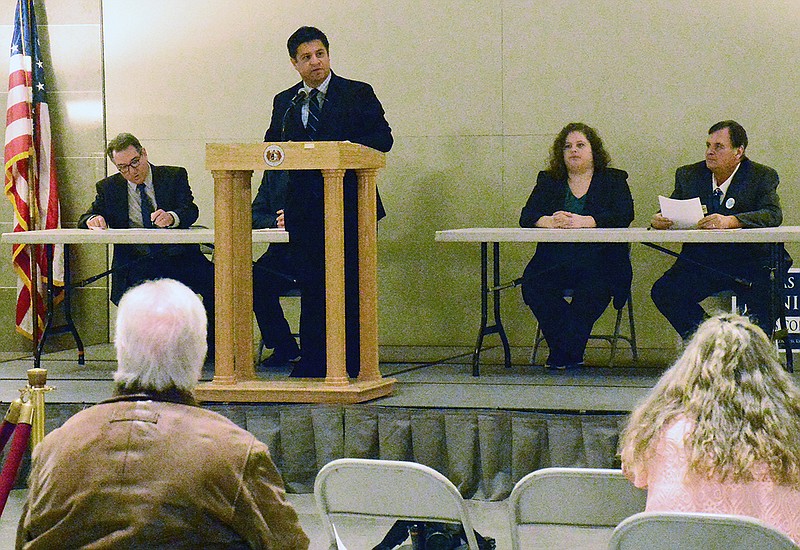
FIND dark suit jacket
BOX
[252,171,288,230]
[78,164,203,303]
[263,72,393,261]
[671,158,782,266]
[252,171,297,276]
[520,167,635,306]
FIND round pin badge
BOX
[263,144,285,167]
[725,197,735,210]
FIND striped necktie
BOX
[306,88,321,139]
[139,184,153,228]
[711,187,723,214]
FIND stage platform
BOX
[2,344,791,501]
[0,344,664,410]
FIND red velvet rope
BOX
[0,420,16,455]
[0,423,31,516]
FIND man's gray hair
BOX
[114,279,207,392]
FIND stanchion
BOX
[0,399,32,515]
[25,368,53,448]
[0,399,22,453]
[0,369,55,517]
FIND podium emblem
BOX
[263,144,285,167]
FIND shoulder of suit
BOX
[742,157,778,177]
[328,73,372,93]
[536,170,558,184]
[676,160,707,175]
[273,84,303,103]
[282,81,303,93]
[151,164,186,176]
[97,172,126,188]
[600,167,629,180]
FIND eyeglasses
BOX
[116,155,142,174]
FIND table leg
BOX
[472,242,489,376]
[471,242,510,376]
[492,242,512,370]
[772,243,793,372]
[60,246,84,364]
[35,244,84,367]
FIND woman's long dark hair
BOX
[547,122,611,181]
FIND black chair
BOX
[530,291,638,367]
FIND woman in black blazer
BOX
[519,123,634,369]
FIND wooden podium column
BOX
[211,168,254,384]
[232,168,255,380]
[356,168,381,382]
[322,168,349,386]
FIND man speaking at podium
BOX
[259,26,393,378]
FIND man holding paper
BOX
[650,120,786,339]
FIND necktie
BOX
[139,184,153,228]
[306,88,321,139]
[711,187,723,214]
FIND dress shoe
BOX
[257,341,301,370]
[257,351,301,370]
[545,361,582,371]
[288,359,326,378]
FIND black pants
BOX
[252,248,300,352]
[293,234,362,378]
[521,255,612,366]
[651,257,773,340]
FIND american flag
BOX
[4,0,62,340]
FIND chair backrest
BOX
[509,467,646,550]
[608,511,799,550]
[314,458,480,550]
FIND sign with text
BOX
[731,268,799,351]
[779,268,800,350]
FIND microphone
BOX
[290,88,308,105]
[281,89,308,139]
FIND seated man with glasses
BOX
[78,132,215,356]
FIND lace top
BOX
[624,415,800,545]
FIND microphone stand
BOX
[280,89,307,140]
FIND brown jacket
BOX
[16,395,309,549]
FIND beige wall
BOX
[1,0,799,357]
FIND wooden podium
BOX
[194,142,396,403]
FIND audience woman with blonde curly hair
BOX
[619,313,800,545]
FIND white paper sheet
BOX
[658,195,704,229]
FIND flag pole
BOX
[20,1,39,347]
[28,170,38,348]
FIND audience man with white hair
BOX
[16,278,309,549]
